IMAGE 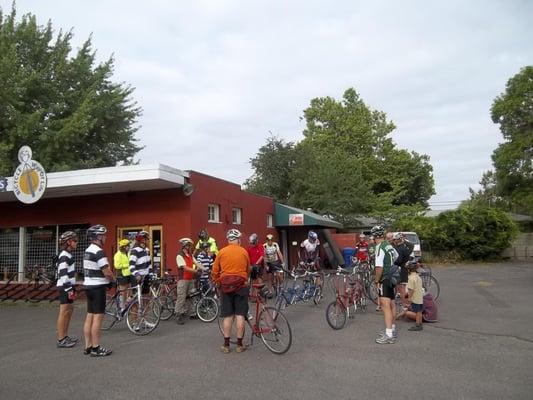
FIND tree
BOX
[244,135,295,203]
[0,6,142,176]
[291,88,435,218]
[472,66,533,214]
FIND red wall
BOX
[188,171,276,247]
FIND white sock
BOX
[386,328,393,338]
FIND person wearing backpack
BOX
[372,226,400,344]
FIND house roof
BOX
[274,203,342,229]
[0,164,188,203]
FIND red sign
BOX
[289,213,304,226]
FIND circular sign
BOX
[12,147,47,204]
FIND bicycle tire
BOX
[312,285,323,305]
[126,296,161,335]
[26,278,47,303]
[102,295,119,330]
[424,275,440,301]
[326,300,347,330]
[367,281,379,305]
[157,295,175,321]
[258,307,292,354]
[196,296,219,322]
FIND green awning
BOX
[275,203,342,229]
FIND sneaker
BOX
[375,334,396,344]
[375,306,382,312]
[176,314,186,325]
[408,324,423,331]
[66,336,79,344]
[83,347,92,355]
[378,329,398,339]
[236,345,247,353]
[90,346,112,357]
[57,337,76,348]
[220,345,231,354]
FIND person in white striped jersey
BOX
[128,231,153,331]
[56,231,79,348]
[83,224,115,357]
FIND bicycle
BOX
[217,283,292,354]
[275,269,323,311]
[102,278,161,335]
[23,262,57,303]
[326,267,367,330]
[417,261,440,301]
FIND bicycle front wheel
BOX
[158,295,175,321]
[258,307,292,354]
[196,296,219,322]
[102,294,119,330]
[326,300,347,330]
[313,285,323,305]
[126,296,161,335]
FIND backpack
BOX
[385,263,401,287]
[422,293,438,322]
[220,275,247,294]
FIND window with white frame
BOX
[208,203,220,223]
[232,208,242,224]
[267,214,274,228]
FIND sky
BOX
[2,0,532,210]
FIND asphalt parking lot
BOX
[1,262,532,400]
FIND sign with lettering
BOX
[0,176,7,192]
[289,213,304,226]
[12,146,47,204]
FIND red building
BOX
[0,164,276,281]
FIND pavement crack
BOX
[429,325,533,344]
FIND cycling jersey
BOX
[57,250,75,291]
[263,242,280,263]
[113,250,130,277]
[129,245,151,276]
[355,241,369,262]
[300,239,320,261]
[176,251,195,281]
[375,240,398,277]
[83,243,110,287]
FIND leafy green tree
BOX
[472,66,533,214]
[0,6,142,176]
[244,135,295,203]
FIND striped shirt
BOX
[196,252,214,280]
[129,245,151,276]
[56,250,76,291]
[83,243,110,287]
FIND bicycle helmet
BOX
[135,230,150,242]
[199,229,209,241]
[87,224,107,241]
[249,233,258,245]
[118,239,130,247]
[59,231,78,246]
[226,228,242,241]
[308,231,318,242]
[359,233,366,239]
[370,225,385,238]
[179,237,194,246]
[392,232,402,241]
[266,234,274,241]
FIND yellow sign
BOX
[12,146,47,204]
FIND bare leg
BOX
[223,315,234,338]
[381,297,393,329]
[83,313,94,348]
[56,304,69,339]
[90,314,104,347]
[235,315,246,338]
[63,304,74,336]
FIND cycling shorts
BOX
[220,286,249,318]
[265,260,282,273]
[378,279,396,300]
[58,288,74,305]
[85,285,106,314]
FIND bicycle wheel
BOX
[367,281,379,305]
[26,278,46,303]
[157,295,175,321]
[424,275,440,301]
[126,296,161,335]
[326,300,347,330]
[196,296,219,322]
[102,295,119,330]
[313,285,323,305]
[258,307,292,354]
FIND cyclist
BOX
[129,231,152,290]
[263,234,284,295]
[114,238,133,311]
[175,237,205,324]
[83,224,115,357]
[373,225,400,345]
[211,229,250,354]
[354,233,369,265]
[391,232,413,308]
[196,241,214,294]
[56,231,79,348]
[247,233,265,288]
[299,231,320,270]
[194,228,218,257]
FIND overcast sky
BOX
[3,0,532,209]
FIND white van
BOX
[396,231,421,258]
